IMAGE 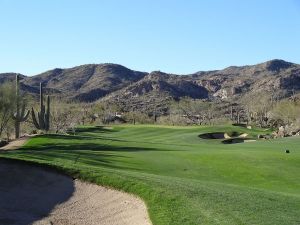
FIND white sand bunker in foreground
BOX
[0,161,152,225]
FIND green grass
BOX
[1,125,299,225]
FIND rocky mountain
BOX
[192,59,300,100]
[0,73,25,84]
[0,59,299,113]
[21,64,147,101]
[100,59,300,113]
[100,71,210,114]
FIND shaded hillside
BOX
[0,73,25,84]
[0,59,299,110]
[100,71,209,114]
[22,64,147,101]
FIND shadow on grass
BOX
[63,127,200,148]
[2,127,180,171]
[74,126,118,134]
[48,134,125,142]
[6,149,133,171]
[20,142,167,152]
[7,140,174,171]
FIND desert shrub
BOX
[157,114,188,126]
[0,82,16,139]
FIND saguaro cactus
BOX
[31,83,50,131]
[12,74,30,138]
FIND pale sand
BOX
[0,161,152,225]
[33,180,152,225]
[238,133,249,138]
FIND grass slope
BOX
[1,125,299,225]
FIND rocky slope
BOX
[0,73,25,84]
[0,59,299,112]
[100,59,300,112]
[192,59,300,100]
[21,64,147,101]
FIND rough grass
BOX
[0,125,299,225]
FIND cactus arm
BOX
[38,112,44,129]
[13,74,30,138]
[12,112,18,120]
[15,74,20,117]
[15,121,20,139]
[45,113,49,131]
[18,104,30,121]
[31,83,51,131]
[45,95,50,131]
[22,110,30,121]
[41,104,45,114]
[40,83,44,109]
[20,103,25,118]
[32,108,41,130]
[13,108,30,122]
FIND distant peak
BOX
[100,63,125,67]
[52,68,63,73]
[148,71,170,79]
[263,59,294,72]
[149,70,167,75]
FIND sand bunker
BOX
[199,132,254,144]
[199,132,247,140]
[199,132,229,139]
[0,160,152,225]
[222,138,256,144]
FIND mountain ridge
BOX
[1,59,299,112]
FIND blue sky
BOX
[0,0,300,75]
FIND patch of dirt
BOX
[0,136,31,150]
[0,161,152,225]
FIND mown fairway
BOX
[1,125,299,225]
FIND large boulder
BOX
[277,126,285,138]
[0,140,8,148]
